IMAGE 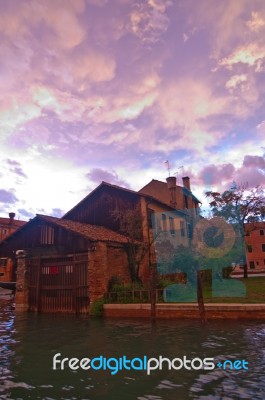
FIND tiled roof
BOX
[0,218,26,228]
[37,215,130,243]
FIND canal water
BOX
[0,297,265,400]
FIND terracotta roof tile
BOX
[0,217,27,227]
[37,215,129,243]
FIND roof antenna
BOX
[164,160,171,177]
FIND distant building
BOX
[245,222,265,272]
[0,213,26,241]
[139,176,200,212]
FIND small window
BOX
[0,259,7,267]
[249,261,255,269]
[256,261,259,266]
[41,224,54,245]
[262,244,265,252]
[147,209,154,229]
[184,195,188,209]
[260,230,264,236]
[162,214,167,231]
[187,223,192,238]
[247,245,252,253]
[169,217,175,234]
[180,221,185,237]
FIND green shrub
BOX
[107,276,122,291]
[222,266,233,279]
[90,298,105,316]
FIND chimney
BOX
[166,176,177,207]
[9,212,15,225]
[182,176,191,191]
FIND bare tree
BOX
[111,203,145,282]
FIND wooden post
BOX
[15,251,29,312]
[150,262,157,322]
[197,270,206,325]
[36,258,41,313]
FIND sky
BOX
[0,0,265,220]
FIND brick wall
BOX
[88,242,131,303]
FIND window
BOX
[187,223,192,238]
[260,230,264,236]
[184,195,188,209]
[169,217,175,235]
[147,209,154,229]
[249,261,255,269]
[247,245,252,253]
[262,244,265,252]
[257,261,259,266]
[162,214,167,231]
[41,225,55,245]
[0,258,7,267]
[180,221,185,237]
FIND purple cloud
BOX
[86,168,130,188]
[51,208,64,218]
[0,189,18,204]
[198,163,235,187]
[243,155,265,170]
[18,209,34,219]
[6,159,28,178]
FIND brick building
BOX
[0,212,26,241]
[0,176,200,313]
[0,213,26,282]
[245,222,265,272]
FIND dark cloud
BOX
[0,189,18,204]
[86,168,130,188]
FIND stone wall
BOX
[104,303,265,319]
[15,253,29,312]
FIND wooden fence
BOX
[105,288,165,303]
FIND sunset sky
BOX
[0,0,264,220]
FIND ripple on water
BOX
[1,299,265,400]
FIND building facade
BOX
[245,222,265,272]
[0,213,26,241]
[0,176,200,313]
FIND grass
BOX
[202,277,265,303]
[105,277,265,305]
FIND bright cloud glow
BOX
[0,0,264,218]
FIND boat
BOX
[0,282,16,291]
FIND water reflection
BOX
[0,297,265,399]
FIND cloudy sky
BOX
[0,0,265,220]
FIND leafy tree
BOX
[205,183,265,278]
